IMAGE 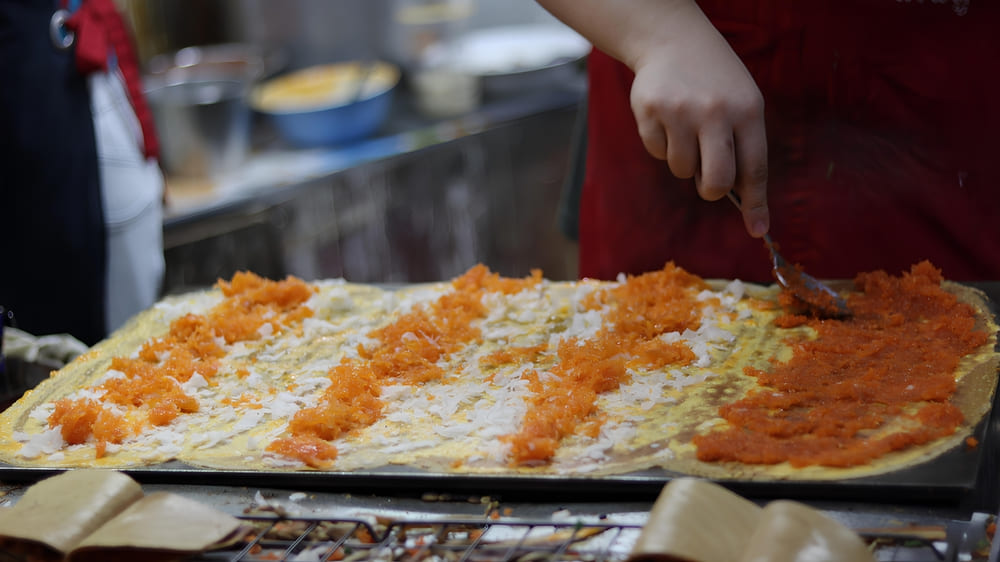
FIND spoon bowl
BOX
[727,191,850,318]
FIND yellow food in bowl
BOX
[251,62,400,112]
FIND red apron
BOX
[578,0,1000,283]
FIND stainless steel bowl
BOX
[146,78,251,179]
[144,44,270,179]
[250,61,400,148]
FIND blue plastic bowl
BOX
[252,62,399,148]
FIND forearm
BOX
[534,0,716,70]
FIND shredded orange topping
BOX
[48,272,315,457]
[693,261,988,467]
[479,343,549,369]
[44,259,983,471]
[267,265,542,467]
[503,263,707,464]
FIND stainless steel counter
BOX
[160,84,585,295]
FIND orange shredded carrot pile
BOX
[285,361,384,441]
[479,343,549,368]
[693,261,988,467]
[503,262,707,464]
[49,272,315,457]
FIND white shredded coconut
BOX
[234,410,266,433]
[265,391,305,419]
[18,426,66,459]
[69,387,107,402]
[244,369,264,388]
[181,373,209,393]
[28,402,56,422]
[96,369,127,384]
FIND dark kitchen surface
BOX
[161,75,588,226]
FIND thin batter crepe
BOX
[0,263,995,483]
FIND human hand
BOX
[629,14,769,237]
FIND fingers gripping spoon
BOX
[727,191,850,318]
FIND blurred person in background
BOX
[539,0,1000,283]
[0,0,164,346]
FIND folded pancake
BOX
[0,470,144,556]
[629,477,763,561]
[0,470,243,562]
[628,478,874,561]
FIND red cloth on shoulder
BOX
[578,0,1000,282]
[65,0,159,160]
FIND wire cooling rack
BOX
[187,514,979,562]
[194,516,643,561]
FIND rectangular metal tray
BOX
[1,284,997,507]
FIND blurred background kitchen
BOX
[126,0,590,296]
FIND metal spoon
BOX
[727,190,850,318]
